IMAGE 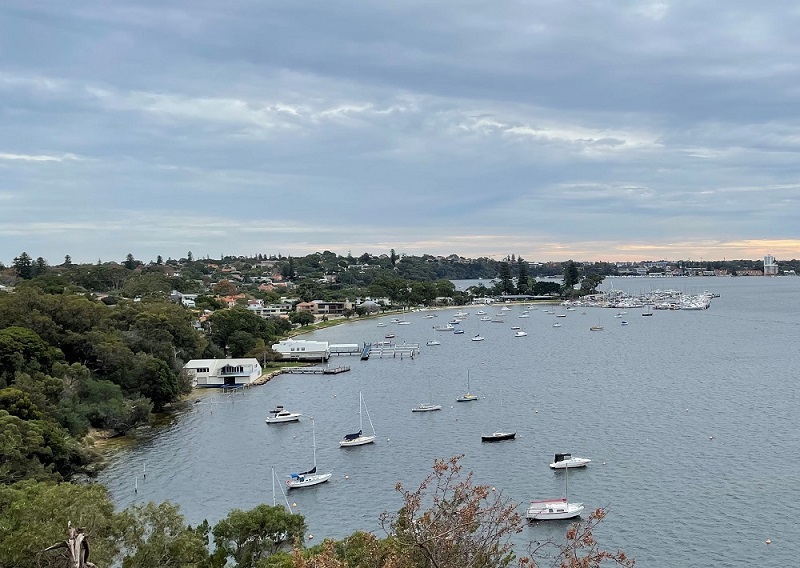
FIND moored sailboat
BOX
[340,391,377,447]
[287,418,332,489]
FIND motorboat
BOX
[412,403,442,412]
[621,321,629,325]
[514,330,528,337]
[480,316,491,321]
[454,329,465,334]
[376,323,387,327]
[589,325,603,331]
[265,405,301,424]
[549,453,592,469]
[552,322,561,328]
[435,324,455,331]
[385,333,396,338]
[481,431,516,442]
[426,339,441,346]
[471,334,485,341]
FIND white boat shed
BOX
[183,358,263,388]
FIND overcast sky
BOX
[2,1,800,265]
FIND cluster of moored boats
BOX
[266,401,592,521]
[265,392,377,489]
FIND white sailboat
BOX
[340,391,377,447]
[426,326,441,346]
[525,465,584,521]
[413,377,442,412]
[286,418,332,489]
[456,370,478,402]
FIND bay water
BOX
[99,276,800,566]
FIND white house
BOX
[183,358,263,388]
[271,339,330,362]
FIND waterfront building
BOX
[183,358,263,388]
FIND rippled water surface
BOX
[99,277,800,566]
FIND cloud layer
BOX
[2,1,799,263]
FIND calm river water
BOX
[99,276,800,566]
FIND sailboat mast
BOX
[272,466,276,506]
[359,391,364,431]
[312,418,317,468]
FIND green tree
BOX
[124,253,137,271]
[497,262,514,295]
[563,261,581,292]
[290,311,316,327]
[0,327,62,385]
[580,273,605,295]
[390,249,398,267]
[117,501,210,568]
[212,504,306,567]
[0,480,120,567]
[12,252,33,280]
[517,258,530,294]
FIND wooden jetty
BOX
[283,366,351,375]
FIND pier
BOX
[362,341,420,359]
[282,366,351,375]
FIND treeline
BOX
[0,455,632,567]
[0,284,291,484]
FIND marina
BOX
[99,277,800,567]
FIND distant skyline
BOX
[2,1,800,265]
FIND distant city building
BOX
[764,254,778,276]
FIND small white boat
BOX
[376,323,387,327]
[526,498,584,521]
[480,316,491,321]
[518,314,529,318]
[621,321,629,326]
[340,391,377,447]
[549,453,592,469]
[526,466,583,521]
[590,325,603,331]
[412,403,442,412]
[471,334,485,341]
[435,324,455,331]
[398,320,411,325]
[552,322,561,328]
[426,339,441,346]
[287,418,332,489]
[501,306,512,311]
[511,325,520,330]
[265,405,301,424]
[556,314,567,318]
[514,330,528,337]
[476,310,487,315]
[423,314,435,319]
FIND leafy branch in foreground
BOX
[380,454,522,568]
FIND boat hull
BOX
[339,435,376,447]
[481,432,516,442]
[265,415,301,424]
[525,499,584,521]
[412,404,442,412]
[549,457,591,469]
